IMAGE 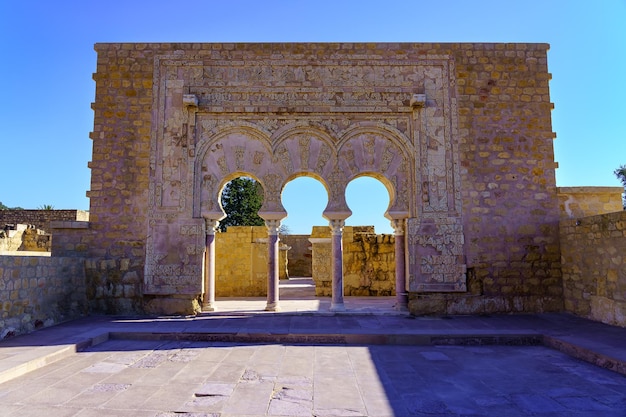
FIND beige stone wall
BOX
[558,187,624,219]
[310,226,395,296]
[560,211,626,327]
[0,256,87,339]
[214,226,289,297]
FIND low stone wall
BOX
[0,255,87,339]
[560,210,626,327]
[309,226,395,296]
[558,187,623,219]
[0,210,89,233]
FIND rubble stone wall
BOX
[560,211,626,327]
[0,256,87,339]
[0,210,88,233]
[310,226,395,296]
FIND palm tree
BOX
[38,204,55,210]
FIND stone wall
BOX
[215,226,289,297]
[558,186,624,219]
[309,226,395,296]
[560,211,626,327]
[0,210,89,233]
[281,234,312,277]
[0,256,87,339]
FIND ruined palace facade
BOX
[63,43,560,315]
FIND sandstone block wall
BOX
[560,211,626,327]
[558,187,624,219]
[0,210,88,233]
[0,256,87,339]
[214,226,289,297]
[310,226,395,296]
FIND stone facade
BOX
[560,211,626,327]
[0,256,87,339]
[52,42,562,316]
[557,186,624,219]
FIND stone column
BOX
[265,219,281,311]
[203,219,220,312]
[329,219,345,311]
[391,218,408,311]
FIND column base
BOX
[202,303,217,312]
[330,303,346,312]
[394,293,409,311]
[265,302,281,312]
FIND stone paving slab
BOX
[1,339,626,416]
[1,303,626,415]
[1,309,626,386]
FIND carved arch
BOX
[337,123,413,217]
[194,125,274,219]
[271,124,338,179]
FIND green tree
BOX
[0,202,23,210]
[38,204,55,210]
[615,164,626,209]
[219,177,265,232]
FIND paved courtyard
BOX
[1,337,625,416]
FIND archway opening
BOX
[280,175,329,299]
[218,176,265,232]
[214,176,268,299]
[344,175,396,298]
[345,176,392,233]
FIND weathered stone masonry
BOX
[65,42,561,316]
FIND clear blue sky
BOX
[1,1,625,234]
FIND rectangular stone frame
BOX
[144,48,466,296]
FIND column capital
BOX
[329,219,345,235]
[204,218,220,235]
[390,218,406,236]
[265,219,282,236]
